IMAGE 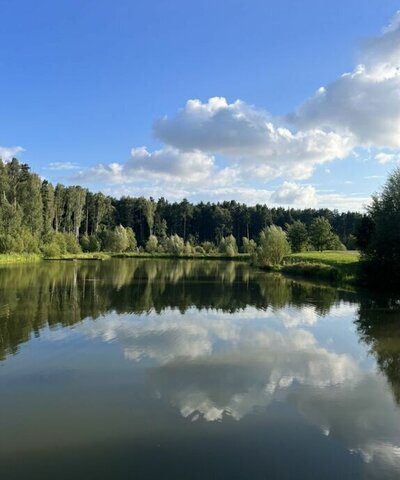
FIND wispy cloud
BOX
[0,145,24,162]
[47,161,80,171]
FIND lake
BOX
[1,258,400,479]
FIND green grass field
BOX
[282,250,361,284]
[287,250,360,265]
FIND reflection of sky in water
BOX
[2,296,400,478]
[9,301,397,474]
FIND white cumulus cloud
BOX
[155,97,353,180]
[271,181,318,207]
[289,11,400,148]
[76,146,217,185]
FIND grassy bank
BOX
[46,252,251,261]
[0,251,362,287]
[0,251,252,263]
[0,253,42,264]
[281,251,361,284]
[111,252,251,261]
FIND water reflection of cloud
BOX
[75,303,400,473]
[149,328,359,422]
[77,303,357,364]
[276,305,319,328]
[292,375,400,476]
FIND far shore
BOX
[0,250,362,287]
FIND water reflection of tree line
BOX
[0,259,393,372]
[0,259,343,360]
[355,295,400,403]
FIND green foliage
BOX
[363,168,400,284]
[41,180,55,234]
[19,228,40,253]
[102,225,131,252]
[346,234,358,250]
[142,198,156,236]
[81,233,101,252]
[184,241,194,255]
[80,234,91,252]
[242,237,257,254]
[201,241,216,254]
[0,158,365,258]
[41,232,81,257]
[125,227,137,252]
[286,221,309,252]
[166,234,185,256]
[145,235,159,253]
[327,233,346,251]
[355,215,375,250]
[41,241,62,258]
[309,217,333,251]
[154,217,167,242]
[88,235,101,252]
[219,235,238,257]
[253,226,291,267]
[0,234,21,253]
[64,233,82,254]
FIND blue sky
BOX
[1,0,400,210]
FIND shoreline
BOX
[0,251,365,288]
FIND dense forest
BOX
[0,157,364,255]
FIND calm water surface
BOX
[1,259,400,479]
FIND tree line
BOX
[0,157,364,256]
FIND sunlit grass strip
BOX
[287,250,360,265]
[0,253,42,264]
[42,252,252,261]
[44,253,111,261]
[282,250,361,284]
[111,252,251,260]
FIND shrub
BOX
[219,235,238,257]
[166,234,185,256]
[0,234,18,253]
[89,235,101,252]
[64,233,81,253]
[102,226,130,252]
[253,225,291,267]
[242,237,257,254]
[126,227,137,252]
[201,241,216,254]
[145,235,159,253]
[184,241,194,255]
[41,242,62,258]
[327,233,346,251]
[80,234,90,252]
